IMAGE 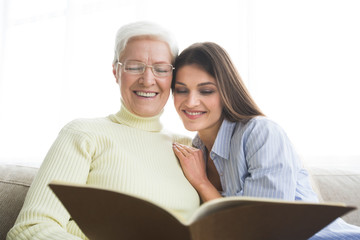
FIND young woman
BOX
[172,42,360,239]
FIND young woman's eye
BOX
[174,88,188,94]
[200,89,215,95]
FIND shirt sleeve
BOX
[7,121,93,240]
[242,119,301,200]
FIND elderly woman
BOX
[7,22,199,240]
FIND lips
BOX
[134,91,157,98]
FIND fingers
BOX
[172,142,187,158]
[172,142,196,157]
[172,143,183,158]
[173,142,196,152]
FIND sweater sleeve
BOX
[7,121,94,240]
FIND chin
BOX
[183,123,201,132]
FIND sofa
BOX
[1,163,360,240]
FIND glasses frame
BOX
[117,60,175,77]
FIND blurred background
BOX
[0,0,359,168]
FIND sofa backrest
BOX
[309,167,360,227]
[0,164,38,240]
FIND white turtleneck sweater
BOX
[7,105,200,240]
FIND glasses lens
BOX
[124,61,145,74]
[122,61,173,77]
[153,64,173,77]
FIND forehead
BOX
[120,37,172,62]
[176,65,217,85]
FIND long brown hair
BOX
[172,42,264,122]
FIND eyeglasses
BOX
[118,60,174,77]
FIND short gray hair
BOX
[112,21,178,66]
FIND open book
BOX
[49,181,355,240]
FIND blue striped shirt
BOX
[193,117,360,239]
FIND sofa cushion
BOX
[309,167,360,227]
[0,164,38,240]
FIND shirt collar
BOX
[192,119,236,160]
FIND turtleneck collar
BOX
[109,102,163,132]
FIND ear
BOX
[112,64,119,83]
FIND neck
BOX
[198,134,215,154]
[197,120,222,152]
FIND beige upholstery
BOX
[0,163,359,240]
[309,167,360,226]
[0,165,38,240]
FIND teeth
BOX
[136,91,156,97]
[185,111,203,116]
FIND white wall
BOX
[0,0,359,167]
[249,0,360,158]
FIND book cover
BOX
[49,181,356,240]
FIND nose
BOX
[185,92,200,108]
[139,66,156,87]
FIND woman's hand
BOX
[172,142,222,202]
[172,142,207,188]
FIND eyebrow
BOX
[175,82,217,87]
